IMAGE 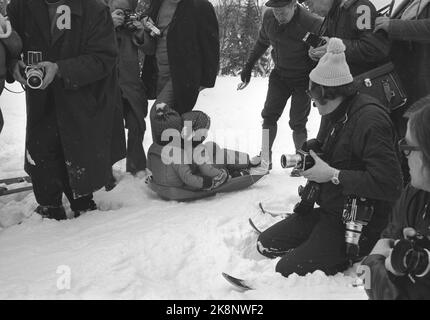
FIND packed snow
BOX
[0,77,367,299]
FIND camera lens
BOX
[281,154,302,169]
[26,67,44,90]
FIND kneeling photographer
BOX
[257,38,402,277]
[362,96,430,300]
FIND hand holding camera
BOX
[112,9,125,28]
[386,228,430,278]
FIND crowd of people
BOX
[0,0,429,300]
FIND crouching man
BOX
[361,96,430,300]
[257,38,402,277]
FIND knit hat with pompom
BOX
[309,38,353,87]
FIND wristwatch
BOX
[331,169,340,185]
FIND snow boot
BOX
[35,205,67,221]
[72,199,97,218]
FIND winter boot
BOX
[250,124,276,174]
[71,196,97,218]
[35,205,67,221]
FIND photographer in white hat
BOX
[257,38,402,278]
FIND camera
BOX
[302,32,327,48]
[281,139,324,171]
[342,196,375,258]
[25,51,44,90]
[390,233,430,277]
[122,9,145,31]
[283,139,324,215]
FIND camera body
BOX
[281,139,324,171]
[283,139,325,215]
[122,9,144,31]
[25,51,44,90]
[342,196,375,258]
[302,32,327,48]
[391,233,430,277]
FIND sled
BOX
[0,176,33,197]
[148,174,264,202]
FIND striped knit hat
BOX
[309,38,353,87]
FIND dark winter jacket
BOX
[317,93,403,253]
[115,28,147,131]
[143,0,219,115]
[389,0,430,107]
[0,29,22,134]
[362,185,430,300]
[320,0,390,76]
[246,6,322,82]
[7,0,126,197]
[147,143,213,189]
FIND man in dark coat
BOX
[307,0,390,76]
[257,38,402,278]
[142,0,219,121]
[7,0,126,220]
[239,0,322,174]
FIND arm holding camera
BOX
[334,110,402,202]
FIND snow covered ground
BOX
[0,77,367,299]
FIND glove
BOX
[205,169,229,191]
[240,64,253,84]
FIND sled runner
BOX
[258,202,290,217]
[148,174,264,202]
[222,272,254,291]
[0,176,33,197]
[248,218,263,234]
[0,176,32,185]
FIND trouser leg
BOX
[261,71,292,160]
[275,210,349,277]
[124,99,147,174]
[289,87,311,151]
[25,99,65,209]
[257,211,320,258]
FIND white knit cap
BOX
[309,38,353,87]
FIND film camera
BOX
[122,9,161,37]
[302,32,327,48]
[25,51,45,90]
[281,139,324,215]
[122,9,145,31]
[342,196,375,259]
[390,233,430,278]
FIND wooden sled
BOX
[148,174,265,202]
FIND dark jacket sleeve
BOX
[5,0,23,83]
[245,10,270,68]
[361,254,402,300]
[339,109,403,201]
[341,3,390,65]
[388,18,430,43]
[195,0,219,88]
[1,31,22,59]
[56,6,118,90]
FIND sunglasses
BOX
[398,138,421,157]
